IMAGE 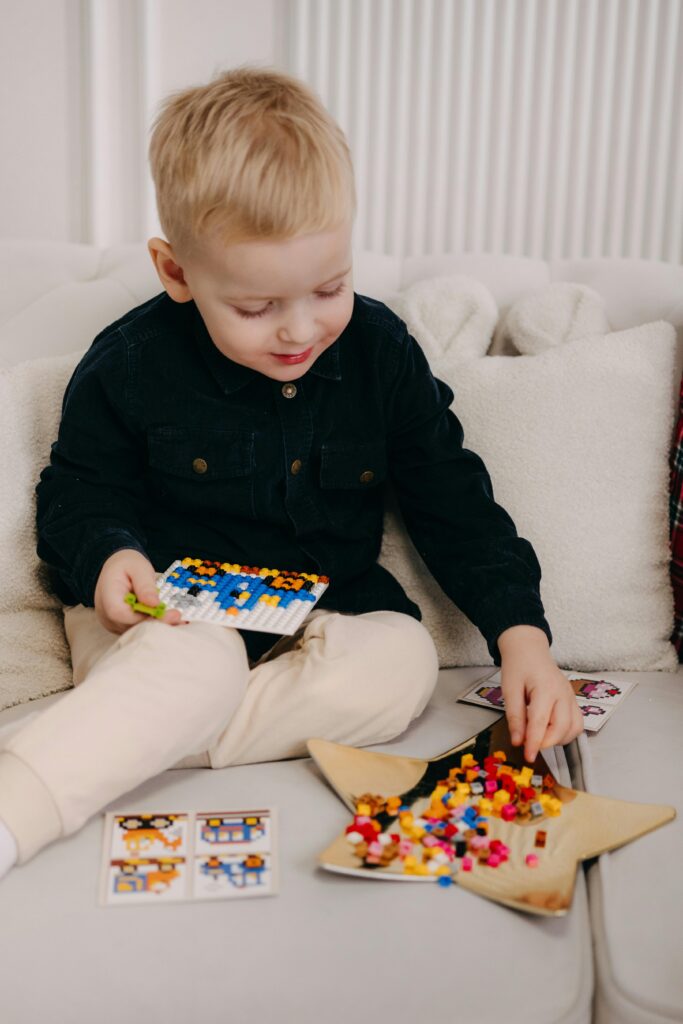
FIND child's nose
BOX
[277,305,316,346]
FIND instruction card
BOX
[458,670,636,733]
[99,808,278,907]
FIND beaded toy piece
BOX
[129,557,330,635]
[341,750,560,887]
[309,716,675,917]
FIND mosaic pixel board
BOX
[156,557,330,635]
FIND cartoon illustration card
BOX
[191,811,276,902]
[154,557,329,635]
[99,808,278,906]
[457,670,636,733]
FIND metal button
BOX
[192,457,208,474]
[290,459,303,475]
[359,470,374,484]
[281,383,297,399]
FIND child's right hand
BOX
[94,549,183,634]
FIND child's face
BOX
[158,221,354,382]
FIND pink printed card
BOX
[457,670,636,733]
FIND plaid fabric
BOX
[670,373,683,659]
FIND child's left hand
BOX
[497,624,584,763]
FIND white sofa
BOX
[0,239,681,1024]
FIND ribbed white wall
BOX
[2,0,681,261]
[77,0,287,247]
[288,0,683,262]
[0,0,286,246]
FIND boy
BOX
[0,66,582,880]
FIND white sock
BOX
[0,817,18,879]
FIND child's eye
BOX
[235,305,270,320]
[316,283,346,300]
[233,282,346,320]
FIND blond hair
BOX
[148,65,356,259]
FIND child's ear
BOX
[147,237,193,303]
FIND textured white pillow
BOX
[496,281,610,355]
[0,350,81,710]
[381,276,678,671]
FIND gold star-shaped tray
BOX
[308,716,675,916]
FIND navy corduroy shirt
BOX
[36,289,552,664]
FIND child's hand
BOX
[497,625,584,763]
[94,549,183,634]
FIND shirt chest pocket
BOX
[147,426,256,520]
[319,440,387,531]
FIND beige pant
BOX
[0,605,438,864]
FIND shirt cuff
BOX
[471,587,553,667]
[72,528,149,606]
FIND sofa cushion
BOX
[669,375,683,660]
[0,350,81,710]
[0,241,160,368]
[384,275,678,670]
[0,677,594,1024]
[569,669,683,1023]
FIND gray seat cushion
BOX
[571,668,683,1024]
[0,668,594,1024]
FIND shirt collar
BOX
[190,300,343,394]
[309,340,342,381]
[190,302,255,395]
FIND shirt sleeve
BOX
[386,326,553,666]
[35,332,150,607]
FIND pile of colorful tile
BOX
[344,749,562,887]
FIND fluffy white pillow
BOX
[381,276,678,671]
[496,281,610,355]
[0,351,81,710]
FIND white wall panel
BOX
[81,0,146,246]
[0,0,81,242]
[140,0,287,241]
[1,0,681,263]
[289,0,683,262]
[0,0,285,245]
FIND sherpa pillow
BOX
[0,350,82,711]
[380,276,678,671]
[495,281,610,356]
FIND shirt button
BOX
[359,470,374,484]
[281,383,297,399]
[192,457,208,474]
[290,459,303,475]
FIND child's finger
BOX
[127,569,161,609]
[538,700,570,750]
[161,607,183,625]
[98,596,140,633]
[567,702,585,742]
[502,679,527,746]
[122,581,181,627]
[523,701,549,764]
